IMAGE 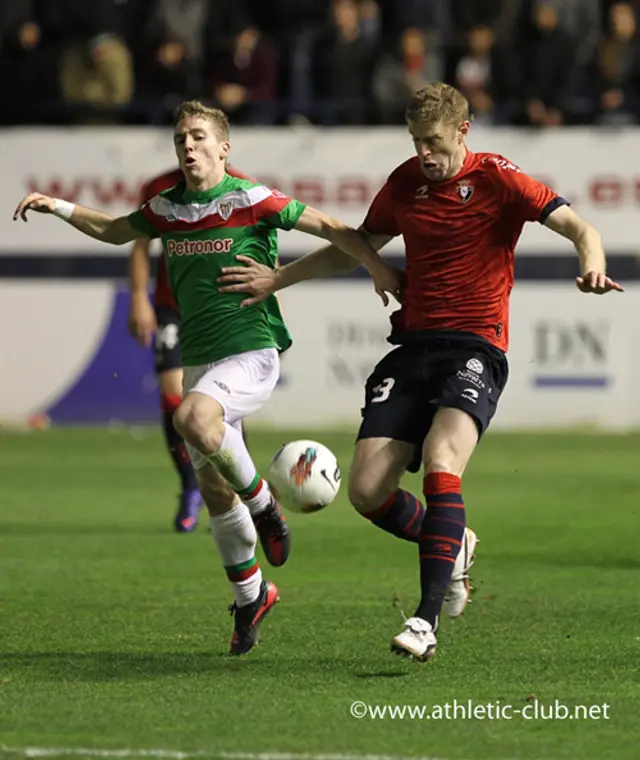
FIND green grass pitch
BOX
[0,427,638,760]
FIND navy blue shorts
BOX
[154,306,181,374]
[357,333,509,472]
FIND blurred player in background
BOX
[128,165,252,534]
[127,167,200,532]
[217,82,623,663]
[13,100,400,656]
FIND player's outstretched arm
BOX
[277,229,395,286]
[543,205,624,294]
[217,228,394,307]
[293,206,401,304]
[13,193,144,245]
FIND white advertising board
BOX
[1,281,637,431]
[2,127,640,255]
[254,282,639,431]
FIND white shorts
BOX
[182,348,279,469]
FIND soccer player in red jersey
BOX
[128,165,257,534]
[217,82,623,662]
[127,168,198,532]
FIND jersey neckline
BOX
[181,172,234,203]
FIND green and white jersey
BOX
[128,173,306,366]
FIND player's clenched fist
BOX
[13,193,56,222]
[576,271,624,294]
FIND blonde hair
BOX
[173,100,230,140]
[405,83,470,127]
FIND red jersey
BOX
[363,151,564,352]
[139,169,183,311]
[139,166,252,312]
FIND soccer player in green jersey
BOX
[13,100,401,656]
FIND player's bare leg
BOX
[392,407,479,662]
[158,368,203,532]
[348,438,424,542]
[174,391,290,566]
[195,464,279,655]
[349,435,477,621]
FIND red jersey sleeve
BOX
[362,182,401,237]
[139,179,154,205]
[487,156,567,224]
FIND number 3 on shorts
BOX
[372,377,395,403]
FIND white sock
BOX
[209,422,273,515]
[210,504,262,607]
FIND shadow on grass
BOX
[0,652,411,682]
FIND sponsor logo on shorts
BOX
[166,238,233,257]
[456,369,485,389]
[213,380,230,394]
[461,387,479,403]
[466,358,484,374]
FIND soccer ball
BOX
[267,440,341,514]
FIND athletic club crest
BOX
[456,181,474,203]
[217,198,235,221]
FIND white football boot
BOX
[391,616,437,662]
[443,527,478,618]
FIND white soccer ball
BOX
[267,439,341,514]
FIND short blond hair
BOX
[173,100,230,140]
[405,83,470,127]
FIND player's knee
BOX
[173,395,224,454]
[348,468,393,514]
[172,400,194,440]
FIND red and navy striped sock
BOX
[362,490,425,543]
[161,393,198,491]
[415,472,466,626]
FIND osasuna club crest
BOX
[456,181,474,203]
[217,198,235,221]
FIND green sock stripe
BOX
[224,557,257,574]
[225,557,259,582]
[238,474,262,501]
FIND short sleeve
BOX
[362,182,401,237]
[489,156,568,224]
[127,205,159,239]
[139,179,155,205]
[255,189,306,230]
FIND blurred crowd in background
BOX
[2,0,640,128]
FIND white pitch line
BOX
[0,748,455,760]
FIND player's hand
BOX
[13,193,56,222]
[369,262,403,307]
[576,271,624,294]
[128,292,157,347]
[217,255,277,306]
